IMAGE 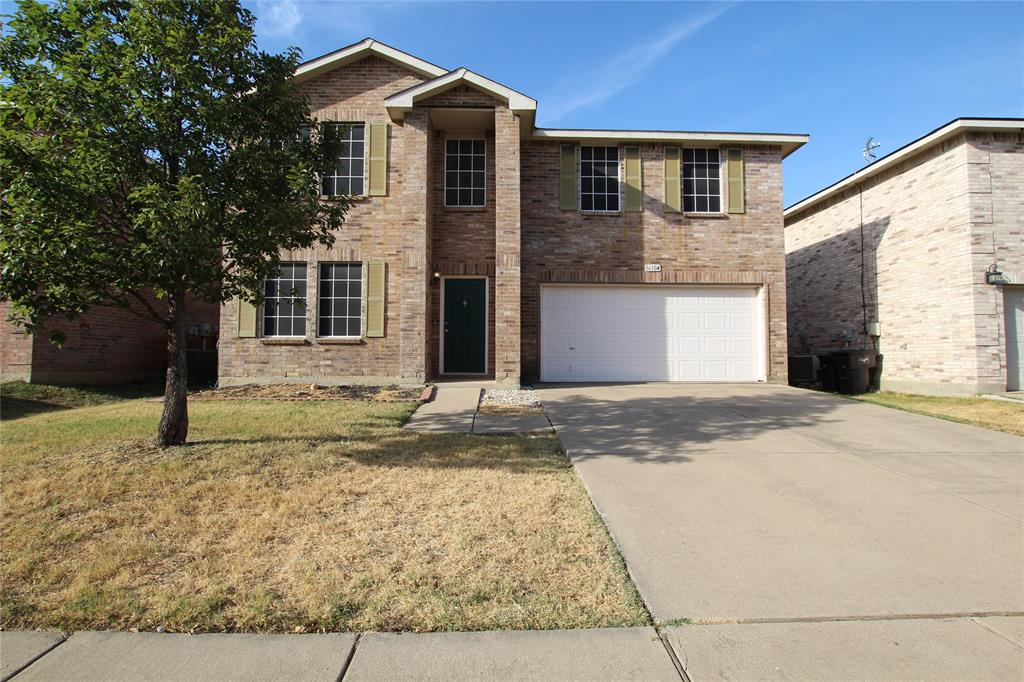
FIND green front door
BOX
[443,278,486,374]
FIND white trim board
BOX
[785,118,1024,220]
[296,38,448,83]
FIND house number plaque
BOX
[644,264,662,272]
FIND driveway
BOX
[541,383,1024,676]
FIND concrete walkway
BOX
[1,628,680,681]
[404,384,551,435]
[5,619,1022,680]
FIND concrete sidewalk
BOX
[1,628,679,681]
[5,619,1022,680]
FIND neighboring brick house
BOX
[219,38,808,386]
[0,297,220,385]
[785,118,1024,396]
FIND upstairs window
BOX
[580,146,620,212]
[263,262,307,337]
[318,262,363,338]
[322,123,365,197]
[683,148,721,213]
[445,139,485,207]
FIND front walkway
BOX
[403,383,551,435]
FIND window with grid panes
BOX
[321,123,365,196]
[445,139,485,207]
[318,263,363,337]
[263,263,307,336]
[580,146,620,212]
[682,148,721,213]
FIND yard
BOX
[851,391,1024,437]
[0,382,647,634]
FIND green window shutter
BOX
[664,147,681,213]
[727,148,745,214]
[364,261,386,338]
[368,122,388,196]
[559,144,577,211]
[624,146,642,212]
[237,297,257,338]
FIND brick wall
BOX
[784,130,1024,395]
[1,295,219,385]
[0,301,33,381]
[520,141,789,383]
[218,56,426,385]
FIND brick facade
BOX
[785,127,1024,395]
[217,44,797,387]
[1,296,219,385]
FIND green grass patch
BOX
[851,391,1024,437]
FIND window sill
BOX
[260,338,309,346]
[320,195,369,202]
[580,210,622,217]
[317,337,365,345]
[683,212,728,219]
[443,205,488,212]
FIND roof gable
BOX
[384,68,537,121]
[295,38,447,83]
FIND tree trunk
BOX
[157,294,189,446]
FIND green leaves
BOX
[0,0,349,333]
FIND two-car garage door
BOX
[540,285,764,382]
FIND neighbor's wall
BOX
[218,56,428,385]
[2,295,219,386]
[784,133,984,395]
[0,301,33,381]
[520,142,789,383]
[966,131,1024,391]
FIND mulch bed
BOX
[190,383,425,402]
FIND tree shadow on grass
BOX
[182,430,569,475]
[0,381,164,421]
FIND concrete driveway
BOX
[540,383,1024,677]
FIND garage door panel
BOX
[541,286,762,383]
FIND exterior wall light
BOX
[985,263,1009,285]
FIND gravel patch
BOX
[481,388,542,408]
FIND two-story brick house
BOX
[785,118,1024,396]
[218,38,808,386]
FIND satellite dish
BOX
[862,136,881,163]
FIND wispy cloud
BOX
[255,0,303,38]
[543,3,734,123]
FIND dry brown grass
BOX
[1,397,648,633]
[852,391,1024,437]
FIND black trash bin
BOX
[831,350,874,395]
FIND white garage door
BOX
[541,285,763,382]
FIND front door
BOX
[443,278,486,374]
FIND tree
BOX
[0,0,348,445]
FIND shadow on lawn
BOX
[0,381,164,421]
[185,430,567,474]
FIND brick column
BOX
[494,105,521,386]
[400,109,430,382]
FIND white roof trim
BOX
[785,118,1024,219]
[295,38,447,83]
[533,128,809,157]
[384,68,537,120]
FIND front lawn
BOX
[851,391,1024,437]
[0,392,647,633]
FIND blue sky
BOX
[244,1,1024,205]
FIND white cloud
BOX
[543,4,734,123]
[256,0,303,38]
